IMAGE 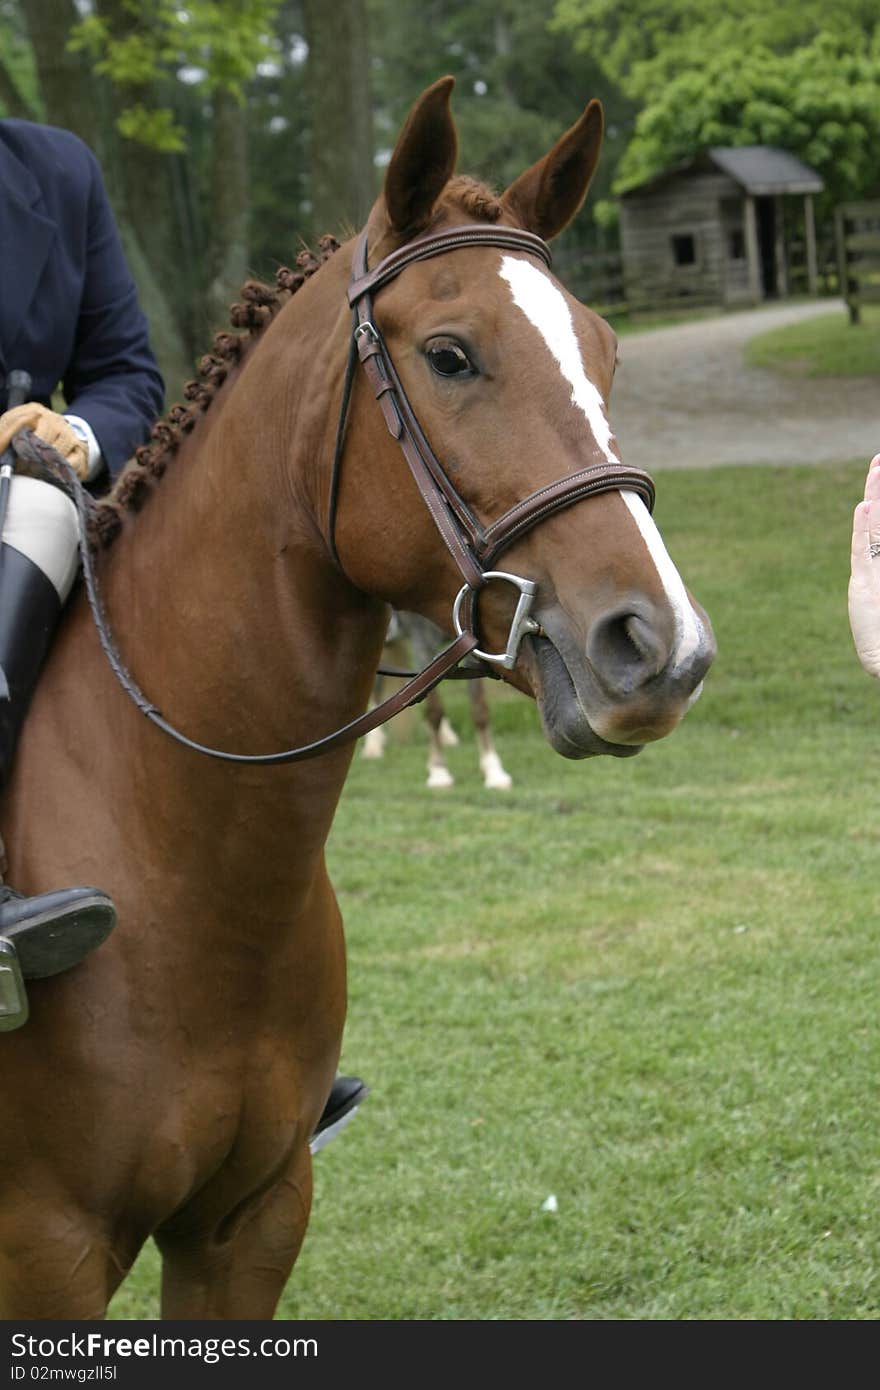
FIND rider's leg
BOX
[0,476,114,1000]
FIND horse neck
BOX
[88,256,387,869]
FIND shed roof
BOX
[621,146,824,198]
[707,146,823,195]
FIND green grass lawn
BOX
[745,304,880,376]
[109,458,880,1321]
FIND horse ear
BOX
[383,76,459,237]
[501,99,604,240]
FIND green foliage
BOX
[114,102,186,153]
[552,0,880,99]
[0,0,42,117]
[614,36,880,205]
[552,3,880,206]
[69,0,283,150]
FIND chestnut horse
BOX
[0,78,714,1319]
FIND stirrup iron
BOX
[0,937,28,1032]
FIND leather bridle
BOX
[50,221,656,765]
[333,223,655,681]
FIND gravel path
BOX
[610,299,878,470]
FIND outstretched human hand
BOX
[849,454,880,678]
[0,402,89,480]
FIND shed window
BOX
[672,233,697,267]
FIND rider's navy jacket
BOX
[0,119,164,480]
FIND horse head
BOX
[330,77,715,759]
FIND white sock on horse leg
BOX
[2,476,80,602]
[480,749,513,790]
[426,762,454,788]
[437,716,458,748]
[361,725,387,759]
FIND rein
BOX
[25,221,654,766]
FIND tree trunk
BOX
[91,0,195,383]
[302,0,373,240]
[204,88,250,335]
[20,0,100,151]
[18,0,192,391]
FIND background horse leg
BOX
[361,672,387,760]
[436,710,459,747]
[423,688,454,789]
[155,1151,312,1320]
[361,623,415,761]
[361,724,387,760]
[469,681,513,790]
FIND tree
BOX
[245,0,311,277]
[0,0,39,118]
[301,0,372,240]
[3,0,286,387]
[551,0,880,99]
[367,0,632,256]
[552,1,880,220]
[614,36,880,208]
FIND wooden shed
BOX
[619,147,824,311]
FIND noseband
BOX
[49,222,655,765]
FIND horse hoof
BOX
[426,766,454,789]
[481,754,513,790]
[484,771,513,790]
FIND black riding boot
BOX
[310,1075,369,1154]
[0,526,115,1032]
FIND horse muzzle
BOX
[522,596,716,759]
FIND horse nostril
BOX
[586,605,672,696]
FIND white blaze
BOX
[620,490,702,669]
[499,253,704,672]
[499,255,617,462]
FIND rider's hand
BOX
[0,402,89,480]
[849,453,880,678]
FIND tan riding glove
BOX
[0,402,90,481]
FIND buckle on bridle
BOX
[452,571,540,670]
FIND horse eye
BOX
[426,340,474,378]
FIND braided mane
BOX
[90,235,341,550]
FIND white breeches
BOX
[1,477,80,603]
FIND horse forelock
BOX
[90,235,343,551]
[438,176,504,225]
